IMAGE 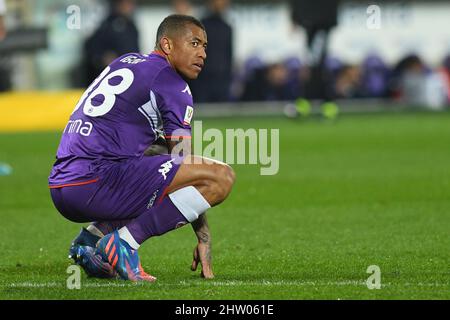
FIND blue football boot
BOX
[69,228,118,279]
[96,230,156,282]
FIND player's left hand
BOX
[191,242,214,279]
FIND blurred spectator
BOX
[334,65,363,99]
[284,56,305,98]
[437,55,450,105]
[289,0,338,101]
[390,54,448,109]
[190,0,233,102]
[423,57,449,109]
[0,0,6,41]
[360,54,389,98]
[389,54,425,100]
[240,66,266,101]
[172,0,195,16]
[235,52,449,106]
[229,55,263,101]
[241,63,299,102]
[81,0,139,86]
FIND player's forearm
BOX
[167,138,192,157]
[144,146,168,156]
[191,214,211,244]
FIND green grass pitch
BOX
[0,112,449,299]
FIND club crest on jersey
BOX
[183,106,194,125]
[181,84,192,96]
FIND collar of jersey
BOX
[151,50,166,59]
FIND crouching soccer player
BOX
[48,15,235,281]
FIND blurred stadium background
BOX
[0,0,449,119]
[0,0,449,300]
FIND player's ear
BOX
[160,37,172,55]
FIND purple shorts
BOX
[50,155,181,223]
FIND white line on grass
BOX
[5,282,145,288]
[4,280,449,289]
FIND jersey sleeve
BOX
[152,66,194,139]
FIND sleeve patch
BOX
[183,106,194,125]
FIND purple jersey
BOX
[49,52,194,186]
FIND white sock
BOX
[118,226,140,250]
[86,224,104,238]
[168,186,211,222]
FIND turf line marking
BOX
[4,282,145,288]
[4,280,449,289]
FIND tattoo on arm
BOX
[192,214,210,244]
[193,215,212,265]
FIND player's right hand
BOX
[191,242,214,279]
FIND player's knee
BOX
[224,164,236,191]
[214,164,235,201]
